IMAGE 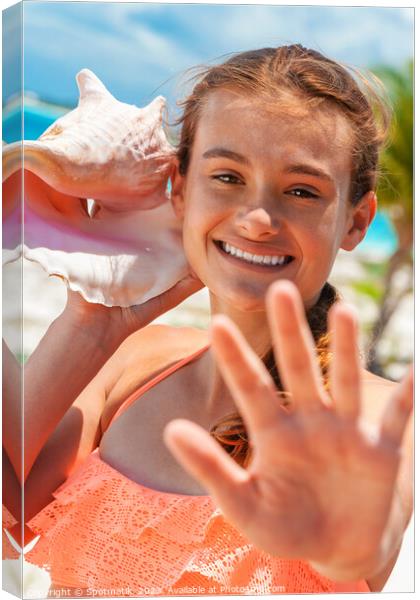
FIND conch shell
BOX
[2,69,190,307]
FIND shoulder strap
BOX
[105,343,210,433]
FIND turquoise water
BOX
[3,104,397,254]
[358,211,397,254]
[3,104,68,142]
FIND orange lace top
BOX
[21,344,370,595]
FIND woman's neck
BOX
[195,285,327,419]
[194,293,274,418]
[209,293,274,356]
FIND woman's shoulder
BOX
[100,323,210,431]
[124,322,209,348]
[114,323,210,373]
[361,368,396,388]
[360,368,397,424]
[103,323,209,382]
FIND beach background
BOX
[2,2,414,593]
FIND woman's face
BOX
[171,89,375,311]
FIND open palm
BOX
[164,281,413,579]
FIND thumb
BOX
[158,273,205,312]
[128,274,205,329]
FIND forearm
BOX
[309,488,411,583]
[2,339,23,481]
[2,448,22,523]
[17,311,125,482]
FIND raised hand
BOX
[164,280,413,580]
[63,270,204,340]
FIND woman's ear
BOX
[169,159,186,221]
[340,190,377,251]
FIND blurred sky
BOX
[3,2,414,110]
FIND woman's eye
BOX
[288,188,319,199]
[211,174,242,185]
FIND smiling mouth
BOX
[214,240,294,268]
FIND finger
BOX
[210,314,285,435]
[152,274,204,310]
[380,366,414,447]
[266,281,325,411]
[329,302,362,420]
[163,419,256,525]
[131,275,204,328]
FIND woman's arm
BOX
[3,274,204,484]
[2,340,22,482]
[306,373,413,587]
[9,303,125,484]
[308,398,413,586]
[365,408,413,591]
[3,448,21,523]
[24,323,209,522]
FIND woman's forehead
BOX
[193,89,353,172]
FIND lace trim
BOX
[25,452,368,594]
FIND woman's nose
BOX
[235,207,281,238]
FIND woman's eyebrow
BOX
[202,148,334,184]
[285,164,334,183]
[202,147,250,165]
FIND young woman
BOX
[4,44,413,595]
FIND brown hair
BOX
[172,44,391,466]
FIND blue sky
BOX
[3,2,414,110]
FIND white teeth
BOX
[221,241,288,266]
